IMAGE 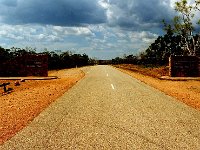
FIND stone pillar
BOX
[169,56,173,77]
[198,57,200,76]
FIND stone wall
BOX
[0,54,48,77]
[169,56,200,77]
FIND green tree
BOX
[0,47,10,64]
[164,0,200,56]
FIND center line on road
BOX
[111,84,115,90]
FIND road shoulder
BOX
[115,67,200,111]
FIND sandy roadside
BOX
[116,67,200,111]
[0,68,85,144]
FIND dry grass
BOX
[114,64,200,111]
[114,64,169,78]
[0,68,84,144]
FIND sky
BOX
[0,0,195,59]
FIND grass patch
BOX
[114,64,169,78]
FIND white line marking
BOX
[111,84,115,90]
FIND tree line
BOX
[0,46,94,70]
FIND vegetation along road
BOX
[1,65,200,149]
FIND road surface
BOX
[1,65,200,149]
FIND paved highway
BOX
[1,65,200,149]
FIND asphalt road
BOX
[1,65,200,149]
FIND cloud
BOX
[0,0,17,7]
[51,26,95,38]
[0,0,107,26]
[99,0,175,30]
[0,0,176,29]
[0,24,95,43]
[0,0,184,59]
[130,31,158,42]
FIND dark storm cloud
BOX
[106,0,175,30]
[0,0,107,26]
[0,0,176,29]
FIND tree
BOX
[163,0,200,56]
[124,54,138,64]
[0,47,10,64]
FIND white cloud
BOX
[0,24,95,42]
[129,31,158,42]
[98,0,110,9]
[52,26,95,37]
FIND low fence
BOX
[169,56,200,77]
[0,54,48,77]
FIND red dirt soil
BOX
[0,68,84,144]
